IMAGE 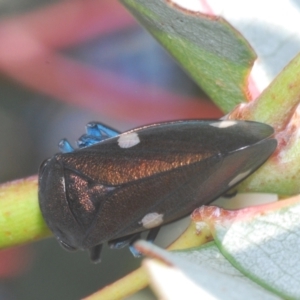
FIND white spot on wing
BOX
[210,121,238,128]
[228,169,252,187]
[61,176,66,193]
[140,212,164,229]
[118,132,140,148]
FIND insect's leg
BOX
[88,244,103,263]
[128,234,143,258]
[77,122,120,148]
[146,227,161,243]
[128,245,142,257]
[58,138,75,153]
[86,122,119,139]
[108,233,141,249]
[129,227,161,258]
[109,233,144,257]
[127,227,161,258]
[77,135,103,148]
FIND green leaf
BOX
[135,241,280,299]
[228,53,300,195]
[121,0,256,112]
[231,51,300,128]
[193,197,300,299]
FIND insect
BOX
[38,120,277,263]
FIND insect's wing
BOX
[58,120,275,186]
[40,120,276,250]
[82,138,276,247]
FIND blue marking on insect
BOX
[38,120,277,263]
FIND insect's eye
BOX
[64,169,115,228]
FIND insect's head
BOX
[38,155,86,252]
